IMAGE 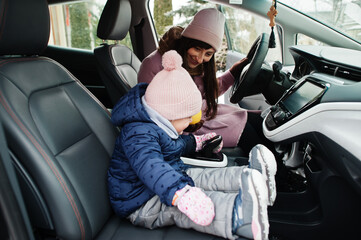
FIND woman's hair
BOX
[158,26,219,120]
[158,26,183,55]
[183,120,204,133]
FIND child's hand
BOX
[172,185,215,226]
[194,133,223,153]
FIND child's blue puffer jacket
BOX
[108,83,195,217]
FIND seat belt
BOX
[134,18,146,61]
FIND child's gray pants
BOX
[128,166,246,239]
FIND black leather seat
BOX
[94,0,141,107]
[0,0,225,239]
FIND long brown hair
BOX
[158,27,219,120]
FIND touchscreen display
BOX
[282,81,324,114]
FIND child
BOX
[108,50,277,240]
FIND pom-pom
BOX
[162,50,183,71]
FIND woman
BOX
[138,8,271,154]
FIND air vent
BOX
[322,64,336,75]
[321,63,361,82]
[335,67,361,81]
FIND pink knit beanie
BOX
[145,50,202,120]
[182,8,225,51]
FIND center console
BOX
[265,78,329,130]
[181,135,228,167]
[181,153,228,167]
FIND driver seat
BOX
[0,0,226,239]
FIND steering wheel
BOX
[230,33,269,104]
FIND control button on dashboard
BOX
[273,110,286,123]
[265,114,277,130]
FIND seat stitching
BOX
[0,57,111,118]
[0,89,86,240]
[50,58,111,117]
[0,57,36,67]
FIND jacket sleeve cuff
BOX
[180,134,196,155]
[218,70,235,96]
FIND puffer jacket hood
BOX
[111,83,151,127]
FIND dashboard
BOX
[290,45,361,83]
[263,46,361,193]
[264,45,361,135]
[265,79,328,130]
[263,46,361,195]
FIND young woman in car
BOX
[109,50,276,240]
[137,8,271,155]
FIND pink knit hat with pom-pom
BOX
[145,50,202,120]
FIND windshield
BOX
[279,0,361,44]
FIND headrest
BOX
[0,0,50,56]
[97,0,131,40]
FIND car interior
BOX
[1,0,361,239]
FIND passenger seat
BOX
[94,0,141,107]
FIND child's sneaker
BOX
[232,168,269,240]
[249,144,277,206]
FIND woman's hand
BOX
[229,57,250,79]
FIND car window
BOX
[280,0,361,45]
[148,0,282,69]
[221,5,282,63]
[296,33,328,46]
[48,0,132,50]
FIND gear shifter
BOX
[273,61,283,82]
